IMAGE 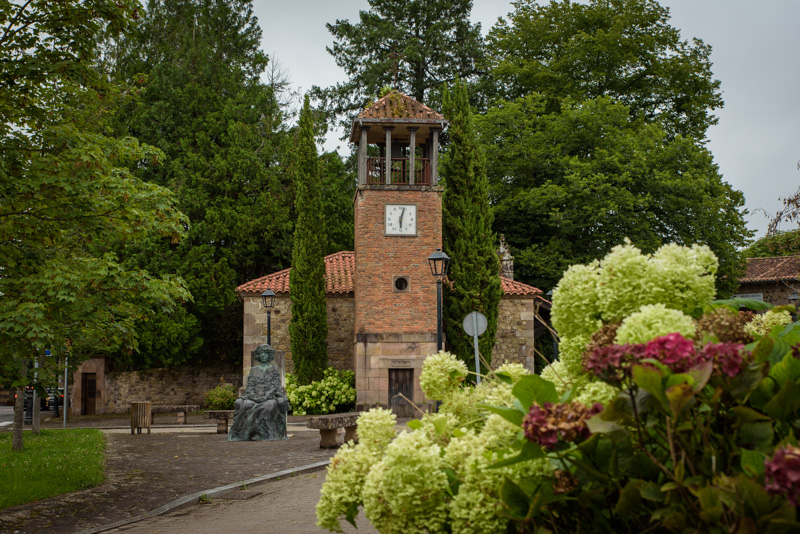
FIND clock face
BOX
[385,204,417,236]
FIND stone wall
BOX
[736,281,800,306]
[492,296,537,371]
[102,362,242,414]
[241,294,355,383]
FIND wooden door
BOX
[82,373,96,415]
[389,369,414,418]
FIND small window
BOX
[394,277,409,292]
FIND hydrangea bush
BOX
[316,242,800,533]
[286,367,356,415]
[203,380,237,409]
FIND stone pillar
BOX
[408,127,418,185]
[358,126,370,185]
[431,128,440,185]
[384,126,393,184]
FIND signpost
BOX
[463,311,487,384]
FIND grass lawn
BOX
[0,429,106,510]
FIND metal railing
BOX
[367,157,431,185]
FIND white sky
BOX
[252,0,800,240]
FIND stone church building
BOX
[236,92,545,413]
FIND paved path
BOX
[106,471,378,534]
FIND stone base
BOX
[319,429,339,448]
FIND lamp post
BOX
[261,289,276,346]
[428,248,451,351]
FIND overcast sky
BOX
[252,0,800,241]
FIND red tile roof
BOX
[741,256,800,283]
[236,251,541,297]
[358,91,445,121]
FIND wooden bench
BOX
[306,412,360,449]
[203,410,235,434]
[151,404,200,424]
[130,401,152,435]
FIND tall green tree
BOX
[289,97,329,385]
[479,94,749,296]
[110,0,296,368]
[320,152,355,254]
[0,1,189,451]
[441,81,502,374]
[486,0,723,140]
[313,0,484,130]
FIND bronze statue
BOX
[228,344,289,441]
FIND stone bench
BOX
[203,410,235,434]
[151,404,200,424]
[306,412,360,449]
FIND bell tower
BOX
[351,91,448,415]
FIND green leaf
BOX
[763,380,800,422]
[585,414,630,442]
[481,404,525,427]
[511,375,558,410]
[490,441,545,469]
[500,478,531,519]
[632,364,668,407]
[614,480,642,516]
[731,406,771,423]
[344,501,359,529]
[442,467,461,497]
[740,448,768,478]
[738,421,774,449]
[665,383,694,417]
[752,335,775,364]
[640,481,664,502]
[406,419,422,430]
[494,371,513,385]
[770,351,800,387]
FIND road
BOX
[0,405,13,428]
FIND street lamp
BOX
[427,248,450,351]
[261,289,276,346]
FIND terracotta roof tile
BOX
[236,250,542,298]
[236,252,354,296]
[741,256,800,283]
[358,91,445,121]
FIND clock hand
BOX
[399,207,405,228]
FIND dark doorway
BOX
[81,373,96,415]
[389,368,414,418]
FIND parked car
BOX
[13,387,50,411]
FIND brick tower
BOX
[350,91,448,415]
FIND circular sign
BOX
[463,311,488,336]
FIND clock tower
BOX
[351,91,447,415]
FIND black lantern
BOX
[261,289,276,346]
[428,248,450,351]
[427,248,450,280]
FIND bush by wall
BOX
[286,367,356,416]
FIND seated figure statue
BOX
[228,344,289,441]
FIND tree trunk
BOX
[12,386,25,452]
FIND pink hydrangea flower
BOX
[522,402,603,448]
[583,343,647,386]
[764,445,800,506]
[702,342,747,377]
[644,333,704,373]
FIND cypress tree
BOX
[441,81,502,376]
[289,96,329,384]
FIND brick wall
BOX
[353,185,443,335]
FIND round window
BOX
[394,277,409,291]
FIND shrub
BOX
[203,380,237,410]
[286,367,356,416]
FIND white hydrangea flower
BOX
[551,261,603,339]
[597,240,659,322]
[558,335,592,377]
[419,350,468,401]
[744,309,793,336]
[615,303,696,344]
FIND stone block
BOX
[366,343,383,357]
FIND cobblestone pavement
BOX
[107,471,379,534]
[0,414,347,534]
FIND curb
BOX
[75,460,331,534]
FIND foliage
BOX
[203,380,237,410]
[762,187,800,237]
[744,228,800,258]
[312,0,484,130]
[286,368,356,416]
[0,0,189,450]
[479,94,749,297]
[485,0,723,140]
[319,151,356,254]
[109,0,297,368]
[316,243,800,532]
[441,81,503,373]
[289,96,329,385]
[0,429,105,509]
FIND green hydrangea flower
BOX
[551,261,602,339]
[744,309,793,336]
[419,351,468,401]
